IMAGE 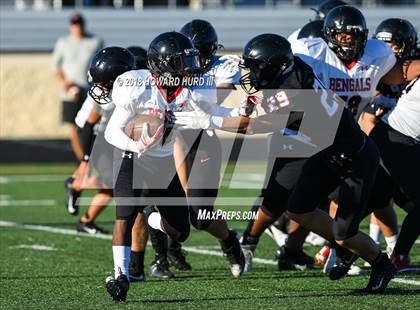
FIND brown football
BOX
[124,114,163,140]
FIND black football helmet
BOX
[240,34,294,94]
[147,31,201,78]
[179,19,221,72]
[88,47,136,104]
[374,18,418,59]
[298,20,324,40]
[311,0,347,21]
[323,5,368,62]
[127,46,148,69]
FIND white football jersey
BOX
[209,55,241,86]
[105,69,218,157]
[75,94,115,133]
[383,78,420,141]
[291,38,397,119]
[287,28,301,45]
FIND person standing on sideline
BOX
[52,12,103,160]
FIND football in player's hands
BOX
[124,114,163,141]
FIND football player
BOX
[236,18,327,274]
[359,18,418,265]
[173,33,397,294]
[288,0,346,43]
[370,77,420,271]
[146,19,246,278]
[97,32,244,301]
[290,5,420,278]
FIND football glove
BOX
[173,101,223,130]
[136,123,164,156]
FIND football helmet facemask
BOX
[88,47,136,104]
[240,34,294,95]
[323,5,368,62]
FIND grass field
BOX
[0,163,419,309]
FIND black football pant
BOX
[288,137,379,241]
[113,151,190,243]
[370,121,420,255]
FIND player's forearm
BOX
[105,108,138,153]
[358,112,377,136]
[405,60,420,81]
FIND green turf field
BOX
[0,164,419,309]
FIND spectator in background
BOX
[52,13,103,160]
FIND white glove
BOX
[216,55,241,79]
[238,95,262,116]
[136,123,164,156]
[173,101,223,130]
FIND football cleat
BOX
[241,243,256,273]
[347,263,364,276]
[265,225,288,247]
[129,271,146,283]
[221,230,245,277]
[363,253,396,294]
[64,177,80,215]
[277,245,314,271]
[328,247,359,280]
[315,246,331,266]
[149,259,174,279]
[76,221,108,235]
[105,274,129,302]
[168,247,192,271]
[323,248,336,274]
[128,256,146,282]
[393,254,411,271]
[305,232,326,247]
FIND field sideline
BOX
[0,164,419,309]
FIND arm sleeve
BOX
[104,105,139,153]
[80,122,95,158]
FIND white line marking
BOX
[391,278,420,286]
[9,244,57,251]
[0,220,418,286]
[0,175,68,184]
[0,200,56,206]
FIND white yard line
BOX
[0,200,56,206]
[391,278,420,286]
[0,220,418,286]
[0,175,69,184]
[9,244,58,251]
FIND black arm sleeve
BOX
[79,122,96,160]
